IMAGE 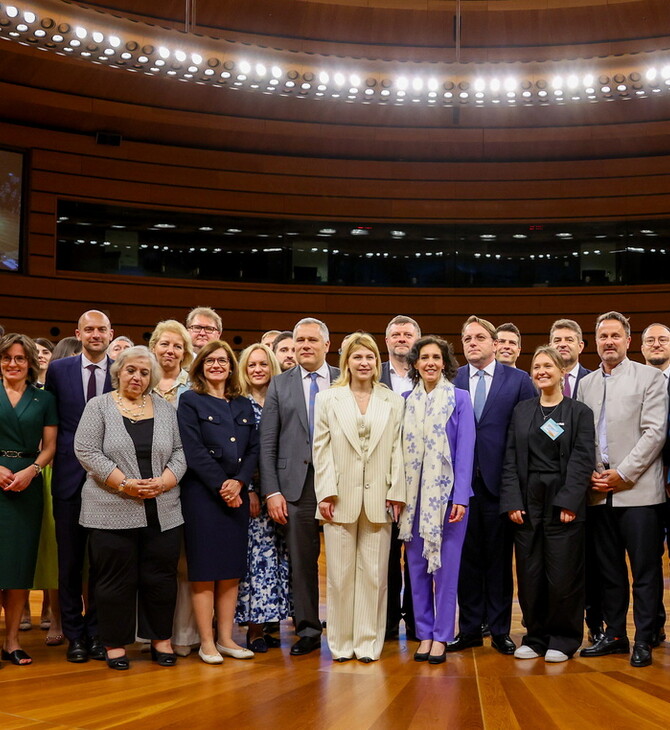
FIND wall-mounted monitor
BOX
[0,148,24,272]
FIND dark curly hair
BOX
[407,335,459,385]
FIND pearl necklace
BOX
[114,390,147,422]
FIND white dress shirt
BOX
[467,360,496,407]
[81,352,108,400]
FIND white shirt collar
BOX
[299,361,330,380]
[81,352,108,372]
[468,359,496,378]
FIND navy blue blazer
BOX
[571,364,591,398]
[380,362,392,388]
[46,354,113,500]
[454,361,536,497]
[177,390,259,493]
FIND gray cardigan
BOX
[75,392,186,531]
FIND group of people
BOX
[0,307,667,672]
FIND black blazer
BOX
[380,362,392,389]
[500,396,595,520]
[572,364,591,398]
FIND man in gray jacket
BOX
[259,317,339,656]
[577,311,668,667]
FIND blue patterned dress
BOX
[235,397,292,624]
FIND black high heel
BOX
[150,646,177,666]
[106,652,130,670]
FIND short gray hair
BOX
[293,317,329,342]
[595,311,630,337]
[385,315,421,338]
[550,318,583,341]
[186,306,222,332]
[110,345,161,394]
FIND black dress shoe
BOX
[87,636,106,661]
[587,624,606,644]
[491,634,516,655]
[66,638,89,663]
[481,623,492,638]
[650,629,666,648]
[413,649,430,662]
[106,654,130,671]
[150,647,177,666]
[580,635,630,657]
[334,656,353,663]
[630,641,652,667]
[290,636,321,656]
[445,633,483,653]
[263,633,281,648]
[358,656,374,663]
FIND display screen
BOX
[0,148,24,272]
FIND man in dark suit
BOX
[640,322,670,648]
[259,317,339,655]
[46,309,114,662]
[549,317,601,640]
[550,319,591,398]
[447,316,535,654]
[379,314,421,641]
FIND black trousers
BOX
[514,473,585,656]
[53,495,98,641]
[591,502,663,643]
[285,466,322,638]
[88,523,181,647]
[386,521,415,634]
[655,496,669,634]
[457,478,514,636]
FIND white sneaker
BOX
[514,645,542,659]
[544,649,569,663]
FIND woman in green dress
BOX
[0,334,57,666]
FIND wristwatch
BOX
[32,463,42,475]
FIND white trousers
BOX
[324,513,391,660]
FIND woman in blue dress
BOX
[0,334,57,666]
[235,343,292,652]
[177,340,259,664]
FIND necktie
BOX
[563,373,572,398]
[86,364,98,401]
[308,372,319,441]
[473,369,487,422]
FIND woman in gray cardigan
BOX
[75,346,186,670]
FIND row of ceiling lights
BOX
[3,4,670,107]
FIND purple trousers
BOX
[405,506,469,643]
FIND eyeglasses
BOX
[204,357,229,367]
[189,325,219,334]
[643,336,670,346]
[1,355,27,365]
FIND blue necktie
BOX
[308,372,319,441]
[473,370,487,421]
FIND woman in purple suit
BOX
[399,336,476,665]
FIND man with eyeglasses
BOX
[46,310,114,663]
[185,307,222,354]
[448,316,535,656]
[640,322,670,650]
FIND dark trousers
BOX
[386,521,415,634]
[584,505,604,633]
[591,503,663,643]
[457,478,514,636]
[88,524,181,647]
[53,495,98,641]
[285,466,322,638]
[514,473,585,657]
[655,496,669,635]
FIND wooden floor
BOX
[2,550,669,730]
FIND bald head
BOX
[76,310,113,363]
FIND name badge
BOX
[541,418,564,440]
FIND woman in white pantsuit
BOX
[313,332,406,663]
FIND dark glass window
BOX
[56,201,670,287]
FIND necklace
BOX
[114,390,147,422]
[539,402,559,421]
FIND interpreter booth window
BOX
[0,148,25,273]
[56,200,669,288]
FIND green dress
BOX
[0,382,58,588]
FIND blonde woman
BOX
[235,344,291,652]
[313,333,405,663]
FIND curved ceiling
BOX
[1,0,669,162]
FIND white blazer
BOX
[313,384,406,524]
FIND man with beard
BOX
[380,315,421,640]
[272,331,296,371]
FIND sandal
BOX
[40,618,51,630]
[19,618,32,632]
[2,648,33,665]
[46,634,64,646]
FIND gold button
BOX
[230,437,236,442]
[242,418,248,423]
[207,416,213,421]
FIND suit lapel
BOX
[333,389,362,455]
[104,356,113,393]
[70,355,87,413]
[290,367,310,435]
[0,382,23,441]
[481,361,504,422]
[367,389,391,456]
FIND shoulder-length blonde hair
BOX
[237,343,281,396]
[190,340,240,398]
[149,319,195,371]
[332,332,382,388]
